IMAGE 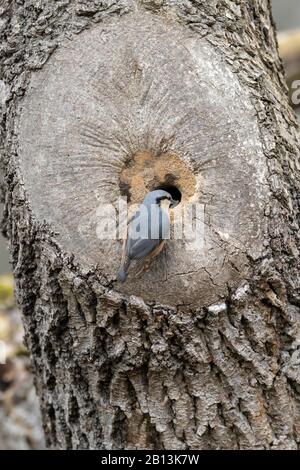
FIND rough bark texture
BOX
[1,0,300,450]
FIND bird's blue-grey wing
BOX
[121,210,140,259]
[129,238,160,260]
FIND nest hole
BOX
[119,151,195,206]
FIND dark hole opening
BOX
[155,184,182,205]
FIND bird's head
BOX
[144,190,175,209]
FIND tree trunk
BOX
[1,0,300,450]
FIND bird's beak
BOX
[170,198,178,209]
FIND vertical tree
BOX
[1,0,300,449]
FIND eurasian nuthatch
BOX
[117,190,176,282]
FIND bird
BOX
[117,189,175,282]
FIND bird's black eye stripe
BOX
[157,196,170,203]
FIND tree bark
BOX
[1,0,300,450]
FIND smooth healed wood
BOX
[18,11,267,306]
[1,0,300,450]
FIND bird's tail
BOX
[117,257,131,283]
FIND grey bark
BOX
[1,0,300,450]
